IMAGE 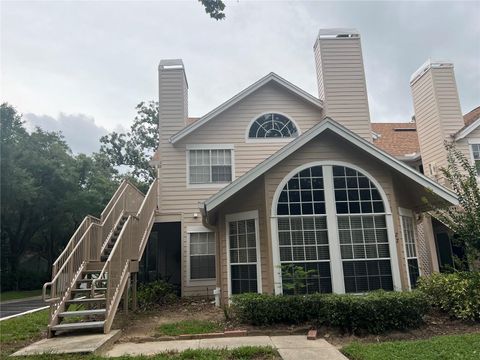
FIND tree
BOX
[199,0,226,20]
[1,103,119,290]
[434,142,480,269]
[100,101,158,186]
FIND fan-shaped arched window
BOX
[274,163,395,295]
[248,113,299,139]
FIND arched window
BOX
[275,164,394,295]
[248,113,299,139]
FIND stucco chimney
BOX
[314,29,372,141]
[409,60,464,182]
[158,59,188,143]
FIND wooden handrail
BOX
[92,179,158,332]
[42,179,147,330]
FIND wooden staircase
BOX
[43,180,158,337]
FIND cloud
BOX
[24,112,108,154]
[2,1,479,128]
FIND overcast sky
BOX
[2,1,479,154]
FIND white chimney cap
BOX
[317,28,360,39]
[410,59,453,85]
[159,59,185,70]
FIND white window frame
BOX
[186,225,216,287]
[468,139,480,177]
[186,144,235,189]
[245,111,302,143]
[399,207,421,290]
[225,210,262,299]
[270,161,402,295]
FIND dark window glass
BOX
[248,113,299,138]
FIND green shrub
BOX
[417,271,480,321]
[137,280,177,310]
[231,290,428,334]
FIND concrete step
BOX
[66,297,106,305]
[58,309,106,318]
[50,320,105,331]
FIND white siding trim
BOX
[455,118,480,140]
[170,73,323,144]
[204,118,458,213]
[186,227,216,287]
[398,208,421,290]
[244,111,302,143]
[225,210,262,300]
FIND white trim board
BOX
[203,117,458,215]
[225,210,262,299]
[170,73,323,144]
[455,118,480,140]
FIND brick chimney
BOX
[314,29,372,141]
[158,59,188,145]
[409,60,464,182]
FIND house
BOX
[43,28,477,335]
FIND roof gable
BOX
[170,73,323,144]
[203,117,458,214]
[455,106,480,140]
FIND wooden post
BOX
[123,276,130,314]
[132,273,137,311]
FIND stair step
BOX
[72,287,106,293]
[58,309,106,318]
[66,297,106,305]
[51,321,105,331]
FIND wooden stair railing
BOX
[42,179,146,336]
[92,179,158,333]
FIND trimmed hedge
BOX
[231,290,429,334]
[417,271,480,321]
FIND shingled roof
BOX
[371,122,420,158]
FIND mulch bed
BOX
[116,298,480,347]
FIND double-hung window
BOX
[470,143,480,175]
[189,230,216,281]
[188,145,234,185]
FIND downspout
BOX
[200,202,221,307]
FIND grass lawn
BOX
[0,289,42,302]
[0,309,48,356]
[10,346,280,360]
[157,319,223,336]
[342,333,480,360]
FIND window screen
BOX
[471,144,480,175]
[190,232,215,280]
[229,219,258,294]
[401,215,420,288]
[189,149,232,184]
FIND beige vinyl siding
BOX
[263,132,409,291]
[314,37,372,141]
[158,82,324,296]
[410,70,448,182]
[456,126,480,167]
[212,131,417,302]
[215,177,271,304]
[410,65,465,185]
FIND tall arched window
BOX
[248,113,299,139]
[275,164,394,294]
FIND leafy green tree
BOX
[100,101,158,186]
[1,103,118,290]
[435,142,480,269]
[199,0,226,20]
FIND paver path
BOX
[105,335,348,360]
[0,296,46,319]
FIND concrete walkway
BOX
[0,296,47,319]
[106,335,348,360]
